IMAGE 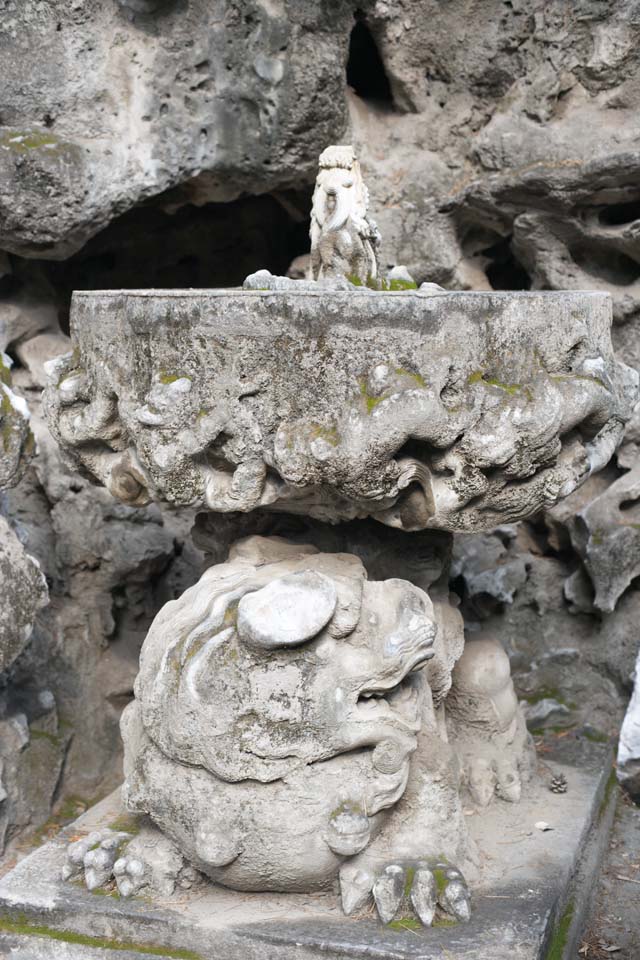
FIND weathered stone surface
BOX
[0,515,47,672]
[0,1,354,259]
[0,380,202,856]
[121,535,450,892]
[567,462,640,613]
[0,736,617,959]
[45,289,636,532]
[2,2,640,881]
[618,645,640,801]
[0,353,33,490]
[348,3,640,326]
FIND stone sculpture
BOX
[44,149,637,930]
[310,145,380,284]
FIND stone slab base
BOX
[0,737,615,960]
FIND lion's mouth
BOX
[357,668,423,729]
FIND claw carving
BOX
[339,857,471,927]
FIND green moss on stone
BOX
[388,917,422,932]
[394,367,427,387]
[329,800,364,820]
[467,370,521,395]
[432,866,448,896]
[545,898,574,960]
[309,423,340,446]
[582,727,609,744]
[346,274,417,291]
[31,795,92,847]
[90,885,121,899]
[0,914,203,959]
[0,130,61,152]
[158,371,180,385]
[0,354,11,386]
[358,378,385,414]
[520,687,565,706]
[1,389,14,451]
[29,728,62,747]
[597,767,618,825]
[109,813,142,836]
[403,866,415,898]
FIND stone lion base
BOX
[0,738,615,960]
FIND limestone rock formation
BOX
[2,0,640,864]
[0,516,47,674]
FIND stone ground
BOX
[578,789,640,960]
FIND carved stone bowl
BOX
[45,288,637,532]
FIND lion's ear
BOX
[237,570,337,650]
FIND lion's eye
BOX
[343,179,354,188]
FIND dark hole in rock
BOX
[458,224,504,257]
[569,242,640,286]
[483,237,532,290]
[599,200,640,226]
[39,189,312,332]
[346,17,393,104]
[619,498,640,513]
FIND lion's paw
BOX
[339,858,471,926]
[62,830,131,890]
[61,822,201,899]
[458,722,535,807]
[113,853,147,898]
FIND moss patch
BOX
[29,728,63,747]
[0,130,60,152]
[109,813,142,836]
[1,389,14,451]
[0,354,11,386]
[432,866,448,896]
[158,371,180,385]
[0,915,203,958]
[358,378,385,414]
[329,800,364,820]
[545,898,574,960]
[597,767,618,825]
[467,370,522,395]
[403,866,415,898]
[31,795,93,846]
[388,917,422,932]
[309,423,340,446]
[520,687,575,709]
[582,727,610,744]
[346,274,418,291]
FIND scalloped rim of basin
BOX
[71,288,613,301]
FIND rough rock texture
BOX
[618,646,640,801]
[0,354,33,490]
[45,289,635,531]
[0,0,354,259]
[120,532,484,928]
[0,516,47,673]
[0,377,202,857]
[2,0,640,863]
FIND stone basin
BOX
[45,288,637,531]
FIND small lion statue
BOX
[309,145,381,284]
